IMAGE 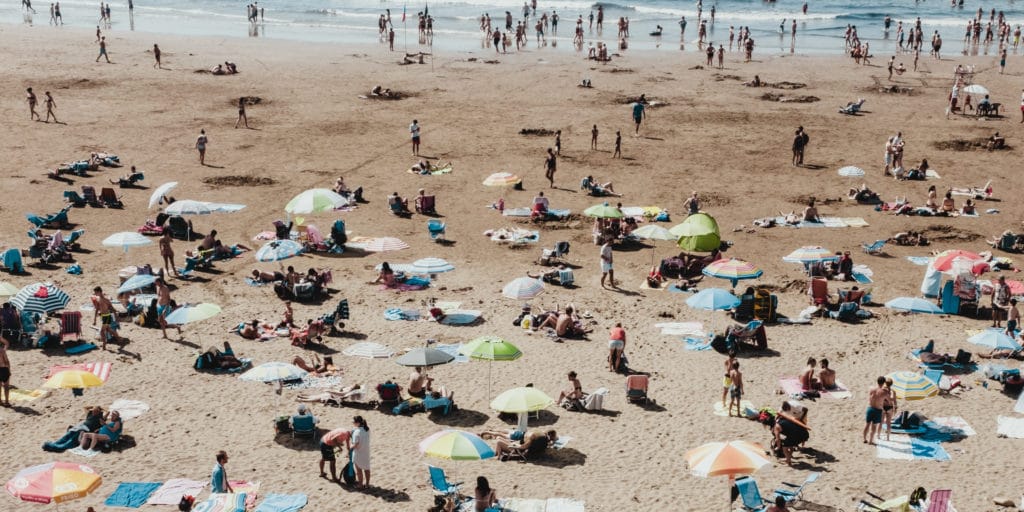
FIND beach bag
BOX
[178,495,195,511]
[654,211,670,222]
[341,452,356,485]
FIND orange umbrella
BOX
[686,440,772,506]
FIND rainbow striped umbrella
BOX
[886,371,939,401]
[482,172,521,187]
[419,430,495,461]
[782,246,838,264]
[702,258,763,287]
[6,461,102,504]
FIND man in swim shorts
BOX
[863,376,887,444]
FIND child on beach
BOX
[727,361,743,417]
[722,349,737,407]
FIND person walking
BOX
[351,416,371,488]
[44,91,57,123]
[153,44,162,69]
[600,237,615,288]
[27,87,40,121]
[159,231,177,276]
[409,119,421,156]
[613,130,621,158]
[96,36,110,63]
[543,147,557,188]
[195,129,208,165]
[234,97,249,129]
[631,99,646,135]
[0,334,10,407]
[590,124,598,150]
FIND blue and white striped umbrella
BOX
[837,166,866,178]
[239,362,308,383]
[255,240,304,262]
[410,258,455,274]
[117,274,157,295]
[11,283,71,314]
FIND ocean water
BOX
[7,0,1024,56]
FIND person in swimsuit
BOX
[881,377,897,441]
[234,97,249,129]
[251,269,284,284]
[195,129,208,165]
[43,92,57,123]
[0,335,10,407]
[155,278,179,339]
[27,87,39,121]
[474,477,498,512]
[407,366,433,398]
[544,148,557,188]
[96,36,110,63]
[818,358,837,389]
[159,232,177,276]
[608,323,626,372]
[721,349,737,408]
[557,371,583,404]
[92,287,121,349]
[799,357,819,389]
[78,410,122,450]
[728,361,744,417]
[864,376,888,444]
[153,44,161,69]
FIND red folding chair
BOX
[60,311,82,342]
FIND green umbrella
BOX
[670,213,721,252]
[459,336,522,399]
[583,203,624,219]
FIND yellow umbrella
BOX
[43,370,104,389]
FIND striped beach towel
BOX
[47,362,112,382]
[193,493,247,512]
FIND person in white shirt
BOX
[409,119,421,156]
[599,238,615,288]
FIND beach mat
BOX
[104,482,161,508]
[779,377,852,399]
[9,386,49,402]
[282,376,341,390]
[683,336,712,351]
[875,434,950,461]
[997,416,1024,438]
[254,493,308,512]
[193,493,247,512]
[110,399,150,421]
[926,417,976,437]
[503,207,571,219]
[499,498,547,512]
[229,481,260,509]
[655,322,704,336]
[434,343,469,363]
[907,256,931,266]
[712,400,757,417]
[146,478,207,505]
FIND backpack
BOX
[341,452,357,485]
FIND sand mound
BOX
[769,81,807,90]
[761,92,819,103]
[519,128,557,136]
[932,137,1007,151]
[202,175,277,187]
[53,78,107,89]
[229,96,264,106]
[923,224,983,242]
[873,85,916,95]
[788,195,842,206]
[712,74,743,81]
[700,191,732,207]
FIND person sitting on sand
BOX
[78,410,122,451]
[211,64,225,75]
[743,75,762,87]
[224,61,237,73]
[961,198,976,215]
[370,85,393,97]
[849,183,879,203]
[557,371,583,405]
[988,132,1005,151]
[818,358,837,389]
[894,62,906,75]
[799,357,819,390]
[551,306,590,337]
[371,262,398,286]
[333,176,350,196]
[925,185,939,209]
[939,191,956,214]
[587,43,596,59]
[252,269,284,284]
[802,199,820,223]
[495,430,558,458]
[580,175,622,197]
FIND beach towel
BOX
[655,322,704,336]
[907,256,932,266]
[875,434,950,461]
[438,310,482,325]
[486,227,541,243]
[254,494,308,512]
[499,498,548,512]
[406,163,453,175]
[503,207,571,219]
[68,446,101,458]
[434,301,461,312]
[683,336,712,351]
[1015,391,1024,414]
[434,343,469,363]
[245,277,266,287]
[712,400,757,418]
[48,362,112,382]
[551,436,573,450]
[252,231,277,241]
[926,169,941,179]
[110,399,150,421]
[65,343,97,355]
[779,377,851,399]
[146,478,207,505]
[380,282,428,292]
[8,386,49,402]
[925,417,976,437]
[383,308,420,321]
[997,416,1024,438]
[104,482,161,508]
[228,481,259,509]
[282,375,342,390]
[193,493,247,512]
[841,217,870,227]
[546,498,586,512]
[666,284,698,294]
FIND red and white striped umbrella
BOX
[362,237,409,253]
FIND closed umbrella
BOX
[148,181,178,209]
[583,202,624,219]
[0,282,19,302]
[240,362,308,383]
[502,277,545,300]
[6,461,102,505]
[362,237,409,253]
[285,188,349,214]
[11,283,70,314]
[837,166,866,178]
[418,430,495,461]
[886,371,939,400]
[967,329,1022,351]
[482,172,521,187]
[342,341,394,359]
[409,257,455,274]
[117,274,157,295]
[685,440,772,506]
[102,231,154,253]
[459,336,522,399]
[703,258,763,288]
[395,348,455,367]
[256,240,304,262]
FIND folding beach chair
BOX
[59,311,82,343]
[81,185,102,207]
[427,465,463,502]
[321,298,348,334]
[63,190,86,207]
[773,471,820,503]
[734,476,769,511]
[540,241,570,266]
[625,374,649,404]
[925,489,952,512]
[415,195,436,214]
[808,277,830,306]
[167,216,191,240]
[862,239,886,255]
[427,219,446,242]
[99,187,123,208]
[290,415,318,443]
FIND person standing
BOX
[590,124,598,150]
[235,97,249,129]
[543,148,556,188]
[351,416,371,488]
[159,231,177,276]
[727,361,743,417]
[96,36,110,63]
[155,277,179,339]
[863,376,887,444]
[48,2,55,24]
[599,237,615,288]
[211,451,234,494]
[721,349,737,408]
[993,275,1010,328]
[553,130,561,155]
[608,322,626,371]
[613,130,621,158]
[153,44,162,69]
[1000,47,1007,74]
[1007,298,1020,336]
[791,128,804,166]
[409,119,421,156]
[683,191,699,215]
[27,87,40,121]
[195,129,208,165]
[54,1,61,23]
[318,428,350,482]
[91,287,121,349]
[43,92,57,123]
[631,99,645,135]
[0,334,10,407]
[388,27,395,51]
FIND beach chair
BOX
[113,171,144,188]
[857,495,911,511]
[99,187,123,208]
[65,229,85,250]
[1,248,24,274]
[862,239,886,254]
[540,241,570,266]
[625,374,649,404]
[925,489,952,512]
[839,98,866,115]
[290,415,318,443]
[415,195,436,214]
[734,476,769,511]
[427,219,446,242]
[555,268,574,287]
[59,311,82,343]
[725,320,768,350]
[26,206,72,229]
[376,381,402,406]
[829,302,859,322]
[81,186,102,207]
[423,394,454,416]
[63,190,86,207]
[167,216,191,240]
[808,278,830,306]
[427,465,463,502]
[773,472,820,503]
[500,435,551,462]
[329,219,347,248]
[321,298,349,334]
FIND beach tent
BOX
[671,213,721,252]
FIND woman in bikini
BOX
[881,377,896,440]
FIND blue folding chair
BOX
[427,465,462,501]
[773,472,820,502]
[290,415,318,443]
[861,239,886,255]
[735,476,769,511]
[427,219,446,242]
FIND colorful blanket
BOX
[104,482,162,508]
[254,494,308,512]
[47,362,112,382]
[193,493,247,512]
[228,481,260,509]
[146,479,207,506]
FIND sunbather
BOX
[109,166,143,187]
[388,192,409,213]
[292,355,338,375]
[78,410,122,451]
[370,262,398,286]
[848,184,880,203]
[495,430,557,458]
[556,371,584,404]
[961,198,976,215]
[229,320,271,339]
[580,175,622,197]
[799,358,819,390]
[199,342,244,369]
[43,406,105,452]
[802,199,820,223]
[290,319,325,346]
[252,269,285,284]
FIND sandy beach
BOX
[2,20,1024,511]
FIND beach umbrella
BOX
[395,348,455,368]
[102,231,154,253]
[703,258,763,288]
[632,224,679,266]
[1006,279,1024,296]
[782,246,838,264]
[342,341,394,359]
[931,250,982,269]
[148,181,178,209]
[255,239,304,262]
[419,430,495,461]
[6,461,102,505]
[164,303,221,326]
[43,370,104,390]
[284,188,349,214]
[967,329,1022,351]
[240,362,308,383]
[886,371,939,400]
[685,440,771,506]
[204,202,246,213]
[686,288,741,311]
[583,202,624,219]
[482,172,521,187]
[962,84,989,96]
[0,282,19,302]
[409,257,455,274]
[502,277,545,300]
[116,274,158,295]
[837,166,866,178]
[884,297,942,314]
[490,387,554,413]
[164,199,213,216]
[460,336,522,399]
[362,237,409,253]
[670,213,721,253]
[11,282,70,314]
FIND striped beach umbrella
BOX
[702,258,763,288]
[284,188,349,214]
[164,199,213,216]
[102,232,154,253]
[6,462,102,505]
[837,166,866,178]
[482,172,521,187]
[255,239,304,262]
[502,277,545,300]
[410,257,455,274]
[419,430,495,461]
[886,371,939,401]
[583,203,624,219]
[685,440,772,478]
[782,246,838,264]
[11,283,70,314]
[342,341,394,359]
[362,237,409,253]
[490,387,554,413]
[240,362,308,383]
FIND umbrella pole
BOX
[727,474,735,510]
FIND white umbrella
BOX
[102,232,154,253]
[164,200,213,216]
[148,181,178,209]
[837,166,865,178]
[0,282,21,302]
[255,240,304,262]
[284,188,349,214]
[362,237,409,253]
[502,277,545,300]
[117,274,157,295]
[342,342,395,359]
[410,257,455,274]
[962,84,989,96]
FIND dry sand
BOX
[1,23,1023,511]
